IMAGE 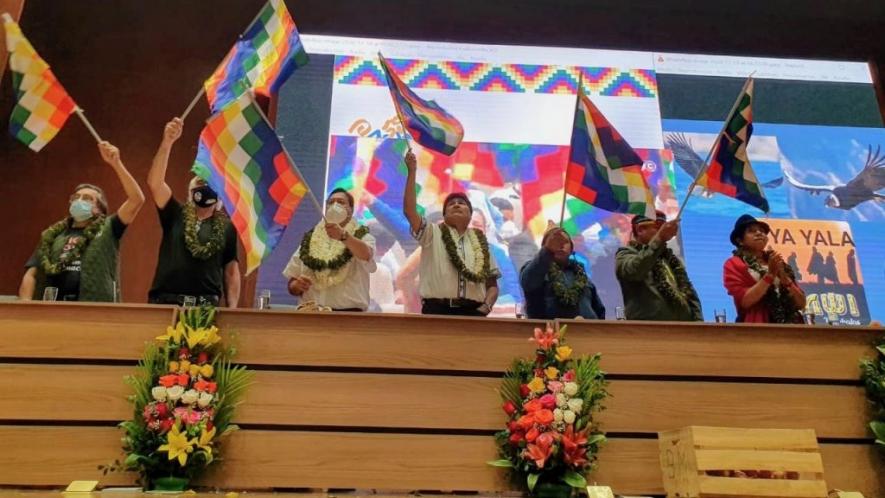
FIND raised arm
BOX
[402,149,422,233]
[146,118,183,209]
[98,141,145,225]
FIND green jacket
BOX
[32,216,122,302]
[615,240,702,321]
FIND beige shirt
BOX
[413,219,500,301]
[282,233,377,311]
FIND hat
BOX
[654,210,667,223]
[443,192,473,214]
[631,214,656,227]
[729,214,771,246]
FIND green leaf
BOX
[486,459,515,468]
[527,473,540,492]
[587,434,606,445]
[877,345,885,357]
[562,470,587,488]
[871,421,885,440]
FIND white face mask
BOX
[325,202,348,225]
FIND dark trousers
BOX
[421,298,485,317]
[149,293,220,306]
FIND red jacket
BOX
[722,255,770,323]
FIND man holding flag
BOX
[615,211,702,321]
[146,118,241,307]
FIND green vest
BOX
[32,217,121,302]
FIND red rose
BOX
[507,421,520,432]
[155,403,169,418]
[159,418,174,434]
[178,348,190,360]
[503,401,517,416]
[197,352,209,365]
[207,382,218,394]
[194,379,209,392]
[535,353,546,365]
[177,374,190,386]
[206,421,214,432]
[509,432,524,445]
[525,427,540,443]
[516,414,535,430]
[519,384,531,397]
[534,409,554,426]
[539,394,555,410]
[523,398,542,413]
[159,375,177,388]
[562,370,576,382]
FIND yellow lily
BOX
[156,321,185,345]
[185,327,207,350]
[527,376,546,394]
[555,346,573,362]
[168,361,180,373]
[200,326,221,348]
[196,426,217,460]
[544,366,559,380]
[158,424,196,466]
[179,360,191,373]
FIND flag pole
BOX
[559,73,584,227]
[179,0,270,120]
[74,108,102,143]
[379,52,413,156]
[674,74,754,221]
[249,92,325,216]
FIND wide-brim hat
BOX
[729,214,770,246]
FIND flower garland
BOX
[734,249,802,324]
[103,306,252,489]
[439,223,492,283]
[548,260,589,308]
[183,203,227,260]
[860,334,885,449]
[489,324,608,494]
[630,241,696,312]
[297,220,370,289]
[39,216,106,275]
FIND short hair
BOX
[328,188,354,208]
[72,183,108,214]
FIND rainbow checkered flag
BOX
[204,0,309,113]
[697,78,768,212]
[379,53,464,155]
[3,13,76,152]
[564,85,655,218]
[192,92,308,274]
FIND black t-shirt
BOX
[26,215,127,300]
[149,198,238,299]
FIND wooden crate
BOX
[658,426,828,498]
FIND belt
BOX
[152,293,220,306]
[422,298,482,309]
[331,308,364,312]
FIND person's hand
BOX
[543,227,570,253]
[767,251,784,276]
[162,118,183,146]
[288,276,313,295]
[325,222,346,241]
[98,141,121,166]
[404,149,417,174]
[657,220,679,242]
[478,302,492,316]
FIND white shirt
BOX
[413,218,500,302]
[282,232,377,311]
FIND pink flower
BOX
[546,381,564,394]
[173,407,202,425]
[562,369,576,382]
[539,394,556,410]
[530,325,559,350]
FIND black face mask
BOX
[191,185,218,208]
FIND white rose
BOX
[563,382,579,396]
[553,408,564,422]
[197,392,213,408]
[567,398,584,414]
[166,385,185,401]
[151,386,167,402]
[181,389,199,405]
[563,410,576,424]
[555,393,568,408]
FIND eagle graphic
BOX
[781,144,885,210]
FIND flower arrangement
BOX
[489,324,608,496]
[101,306,253,489]
[860,334,885,449]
